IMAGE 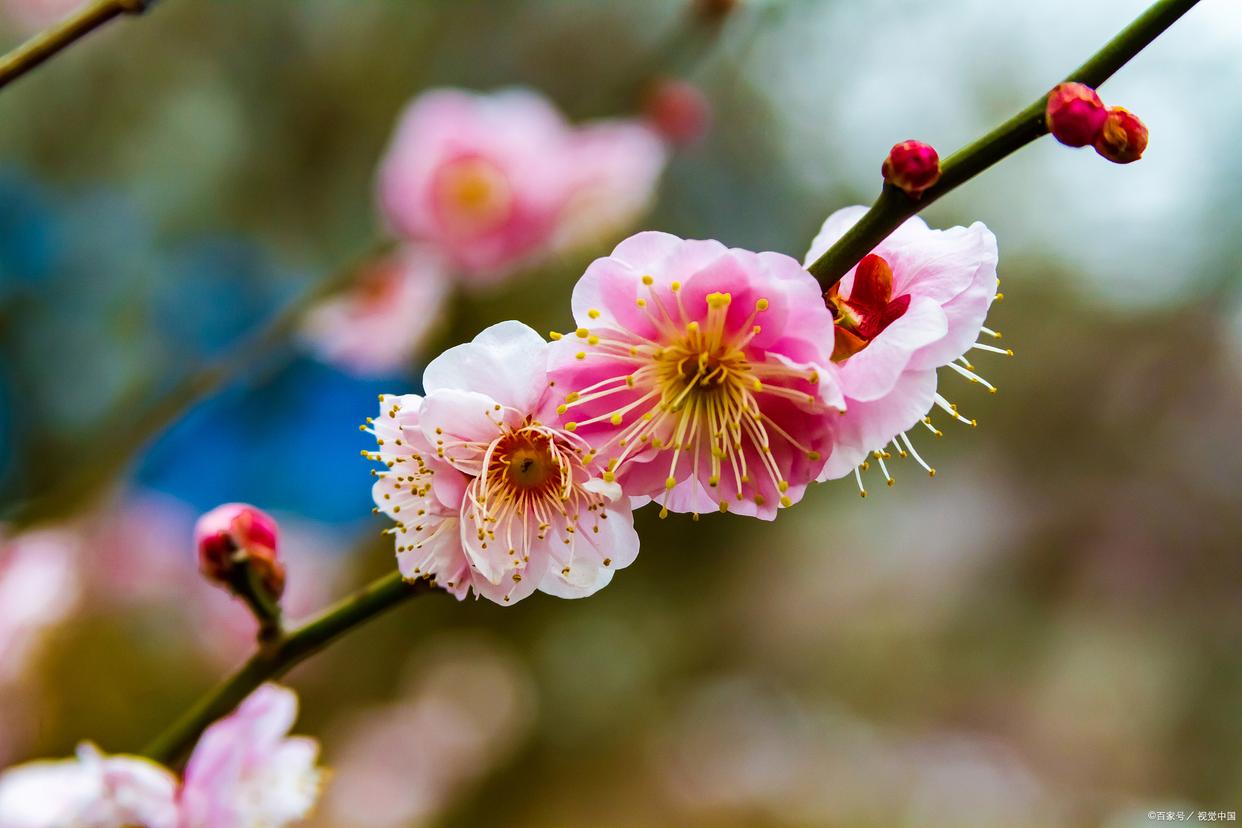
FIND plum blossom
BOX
[547,232,845,520]
[0,743,179,828]
[180,683,323,828]
[365,321,639,605]
[0,528,80,685]
[376,88,666,282]
[301,245,450,377]
[803,206,1004,494]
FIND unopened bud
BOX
[643,78,712,147]
[1093,106,1148,164]
[1045,82,1107,148]
[882,140,941,197]
[195,503,284,599]
[693,0,740,22]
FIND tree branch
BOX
[806,0,1203,288]
[141,570,437,767]
[0,0,156,91]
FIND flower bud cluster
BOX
[1045,82,1148,164]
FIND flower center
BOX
[504,440,556,490]
[434,157,513,236]
[826,253,910,361]
[557,284,825,515]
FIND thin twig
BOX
[806,0,1203,288]
[0,0,155,91]
[141,570,437,767]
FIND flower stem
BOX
[0,0,156,91]
[805,0,1203,288]
[141,570,437,767]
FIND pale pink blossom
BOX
[180,683,323,828]
[547,232,845,519]
[376,88,666,282]
[0,743,179,828]
[302,246,450,377]
[0,528,80,685]
[366,321,639,605]
[553,121,668,254]
[803,206,1001,490]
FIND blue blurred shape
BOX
[0,168,63,290]
[136,356,415,526]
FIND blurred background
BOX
[1,0,1240,825]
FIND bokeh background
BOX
[1,0,1241,825]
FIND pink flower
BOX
[301,245,450,377]
[180,684,323,828]
[0,528,80,685]
[194,503,284,599]
[803,206,1002,492]
[554,121,668,254]
[547,232,845,520]
[376,88,667,282]
[0,743,179,828]
[366,321,639,605]
[376,89,577,281]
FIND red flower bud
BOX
[882,140,941,197]
[194,503,284,599]
[643,78,712,147]
[1093,106,1148,164]
[1045,82,1107,148]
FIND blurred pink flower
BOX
[803,207,1001,491]
[554,121,668,254]
[0,528,80,685]
[0,743,179,828]
[0,0,78,34]
[547,232,844,519]
[302,245,451,377]
[180,683,323,828]
[377,88,666,282]
[318,636,533,828]
[367,321,639,604]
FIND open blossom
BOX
[376,88,666,282]
[803,206,1003,492]
[366,321,639,605]
[547,232,845,519]
[180,684,323,828]
[0,743,179,828]
[0,528,80,685]
[302,245,450,377]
